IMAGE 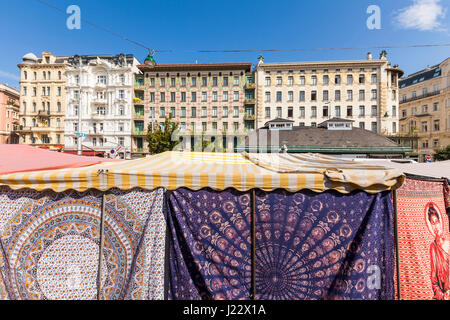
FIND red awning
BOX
[0,145,119,175]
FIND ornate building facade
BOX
[0,83,20,144]
[254,52,403,136]
[64,54,140,158]
[134,56,253,157]
[398,57,450,162]
[17,52,68,150]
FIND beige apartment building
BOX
[133,55,253,157]
[398,57,450,162]
[254,52,403,135]
[17,51,68,150]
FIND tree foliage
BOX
[146,117,181,154]
[434,145,450,161]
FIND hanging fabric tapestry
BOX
[167,188,394,300]
[254,189,394,300]
[0,186,165,300]
[167,188,252,300]
[396,178,450,300]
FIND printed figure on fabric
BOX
[425,202,450,300]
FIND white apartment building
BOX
[65,54,140,158]
[254,52,403,135]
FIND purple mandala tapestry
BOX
[167,188,394,300]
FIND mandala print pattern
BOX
[0,186,165,300]
[167,188,395,300]
[167,188,252,300]
[255,189,394,300]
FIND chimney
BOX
[367,52,372,60]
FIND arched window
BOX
[24,71,27,80]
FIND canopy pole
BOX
[250,189,256,300]
[393,190,401,300]
[97,193,107,300]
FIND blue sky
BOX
[0,0,449,89]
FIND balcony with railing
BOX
[400,90,441,104]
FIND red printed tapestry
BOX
[396,177,450,300]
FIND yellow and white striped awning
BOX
[0,152,405,194]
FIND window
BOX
[181,107,186,118]
[359,74,365,84]
[265,77,271,86]
[118,137,124,146]
[434,120,440,131]
[234,122,239,132]
[346,106,353,117]
[233,76,239,86]
[223,106,228,118]
[223,122,228,132]
[371,74,377,84]
[359,90,365,101]
[288,76,294,86]
[233,106,239,117]
[212,91,218,102]
[119,90,125,99]
[181,77,186,87]
[311,106,317,118]
[288,107,293,118]
[265,92,271,102]
[202,107,207,117]
[191,77,196,87]
[311,91,317,101]
[347,90,353,101]
[276,91,282,102]
[359,122,365,129]
[191,107,197,117]
[212,106,218,118]
[422,105,428,113]
[170,92,176,102]
[323,106,328,117]
[335,90,341,101]
[160,92,165,102]
[288,91,294,102]
[97,75,107,84]
[335,106,341,117]
[299,106,305,118]
[299,91,305,101]
[191,92,197,102]
[171,78,176,87]
[323,75,329,85]
[433,103,438,111]
[422,140,429,148]
[323,90,329,101]
[202,122,207,132]
[311,76,317,85]
[223,76,228,86]
[233,91,239,102]
[433,139,439,148]
[371,89,377,100]
[277,107,282,118]
[160,107,165,118]
[371,122,377,132]
[202,77,207,87]
[276,76,282,86]
[371,105,377,116]
[392,106,397,117]
[422,121,428,132]
[359,106,365,116]
[335,75,341,84]
[181,92,187,102]
[265,107,271,118]
[202,92,207,102]
[118,122,124,132]
[299,76,305,85]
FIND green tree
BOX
[146,117,181,154]
[434,145,450,161]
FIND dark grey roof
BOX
[399,65,441,88]
[244,126,402,149]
